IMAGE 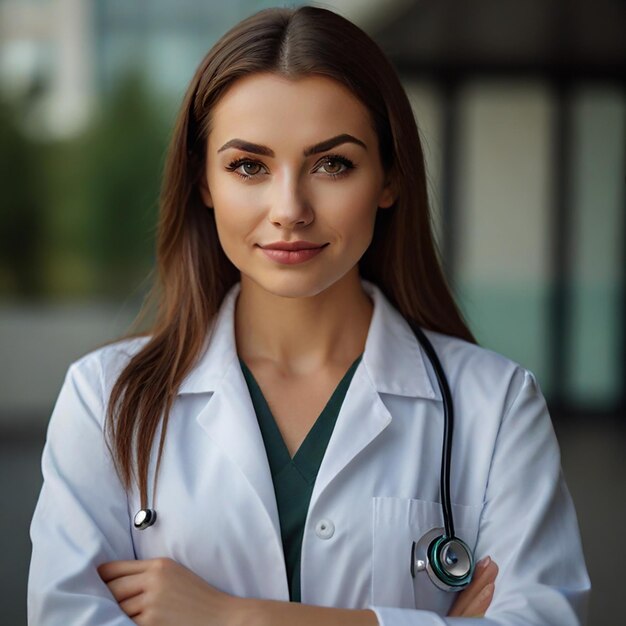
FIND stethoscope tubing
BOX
[406,321,455,539]
[133,318,472,590]
[135,319,454,538]
[135,321,461,571]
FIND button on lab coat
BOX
[28,279,591,625]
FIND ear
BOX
[198,173,213,208]
[377,171,398,209]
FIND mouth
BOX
[257,242,329,251]
[257,243,329,265]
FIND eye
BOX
[225,158,265,180]
[316,154,355,179]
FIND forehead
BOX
[208,73,374,147]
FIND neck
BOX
[234,269,372,375]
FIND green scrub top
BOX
[238,354,363,602]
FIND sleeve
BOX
[368,368,591,626]
[27,357,136,625]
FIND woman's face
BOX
[200,72,396,298]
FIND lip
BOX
[258,243,328,265]
[259,241,327,251]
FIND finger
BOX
[98,560,146,583]
[472,559,499,589]
[105,573,146,603]
[447,558,498,616]
[463,582,495,617]
[118,590,146,619]
[473,556,498,580]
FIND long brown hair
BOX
[102,5,477,508]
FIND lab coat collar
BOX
[177,278,441,402]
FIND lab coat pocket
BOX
[371,496,482,614]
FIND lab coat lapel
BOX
[179,282,284,547]
[312,279,441,502]
[311,365,391,501]
[195,360,283,541]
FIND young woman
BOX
[28,5,590,625]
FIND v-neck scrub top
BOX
[238,354,363,603]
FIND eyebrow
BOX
[217,133,367,157]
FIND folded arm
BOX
[28,358,137,625]
[368,369,591,626]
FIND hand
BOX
[98,557,239,626]
[446,556,499,618]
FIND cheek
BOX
[208,181,258,234]
[208,176,263,228]
[326,186,379,238]
[213,206,256,252]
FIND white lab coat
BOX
[28,278,591,625]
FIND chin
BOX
[243,271,341,300]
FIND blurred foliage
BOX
[0,67,170,301]
[0,94,47,298]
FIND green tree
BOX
[0,96,46,298]
[79,68,170,298]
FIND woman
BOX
[28,5,590,625]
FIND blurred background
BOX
[0,0,623,623]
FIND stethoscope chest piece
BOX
[411,527,474,592]
[134,508,157,530]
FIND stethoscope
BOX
[133,320,474,593]
[406,321,475,592]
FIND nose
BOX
[266,176,314,229]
